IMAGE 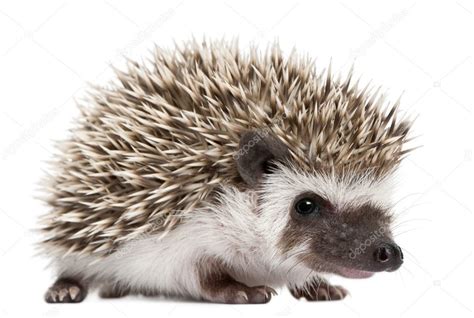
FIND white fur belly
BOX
[53,221,207,298]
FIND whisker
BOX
[391,192,426,207]
[396,269,406,287]
[392,201,430,219]
[400,247,420,263]
[400,263,415,277]
[393,228,421,237]
[392,218,432,228]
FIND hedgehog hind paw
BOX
[44,278,87,303]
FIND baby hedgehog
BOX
[40,40,412,304]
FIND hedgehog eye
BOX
[294,198,320,215]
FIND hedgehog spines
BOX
[40,40,413,257]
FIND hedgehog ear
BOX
[236,130,289,186]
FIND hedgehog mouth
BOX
[317,261,377,279]
[332,265,375,279]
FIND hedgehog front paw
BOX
[203,283,276,304]
[198,257,277,304]
[289,278,348,301]
[44,278,87,303]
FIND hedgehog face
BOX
[259,165,404,279]
[236,130,403,279]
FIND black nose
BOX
[373,243,403,271]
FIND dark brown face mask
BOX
[280,193,403,278]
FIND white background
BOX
[0,1,473,317]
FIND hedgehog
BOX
[40,39,413,304]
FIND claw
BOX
[69,286,80,300]
[58,289,68,302]
[236,290,248,302]
[267,286,278,296]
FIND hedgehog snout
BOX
[373,242,404,272]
